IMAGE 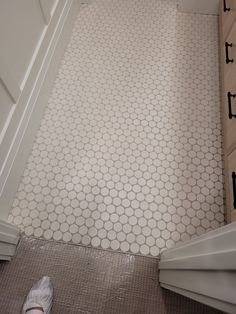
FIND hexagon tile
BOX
[8,0,224,257]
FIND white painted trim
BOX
[160,222,236,269]
[39,0,51,25]
[20,27,47,90]
[160,270,236,304]
[0,0,81,220]
[0,105,16,144]
[160,249,236,269]
[160,222,236,260]
[0,219,20,261]
[51,0,60,16]
[159,222,236,313]
[0,56,21,103]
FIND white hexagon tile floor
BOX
[8,0,225,257]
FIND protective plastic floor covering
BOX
[0,236,222,314]
[9,0,224,257]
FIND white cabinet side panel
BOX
[0,0,79,220]
[0,0,45,86]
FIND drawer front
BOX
[226,148,236,221]
[223,21,236,82]
[221,0,236,41]
[223,76,236,152]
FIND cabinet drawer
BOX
[223,21,236,82]
[222,22,236,82]
[226,148,236,222]
[223,76,236,152]
[221,0,236,41]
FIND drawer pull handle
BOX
[224,0,230,11]
[227,92,236,119]
[225,42,234,64]
[232,172,236,209]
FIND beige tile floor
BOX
[9,0,224,257]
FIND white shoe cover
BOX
[22,276,53,314]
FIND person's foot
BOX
[22,276,53,314]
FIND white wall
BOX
[0,0,80,220]
[178,0,220,15]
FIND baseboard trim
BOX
[0,0,81,220]
[0,219,20,261]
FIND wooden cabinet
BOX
[221,0,236,40]
[223,73,236,152]
[224,22,236,83]
[220,0,236,222]
[226,149,236,221]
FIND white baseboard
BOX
[0,0,82,220]
[0,219,20,261]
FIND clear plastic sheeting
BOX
[0,236,222,314]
